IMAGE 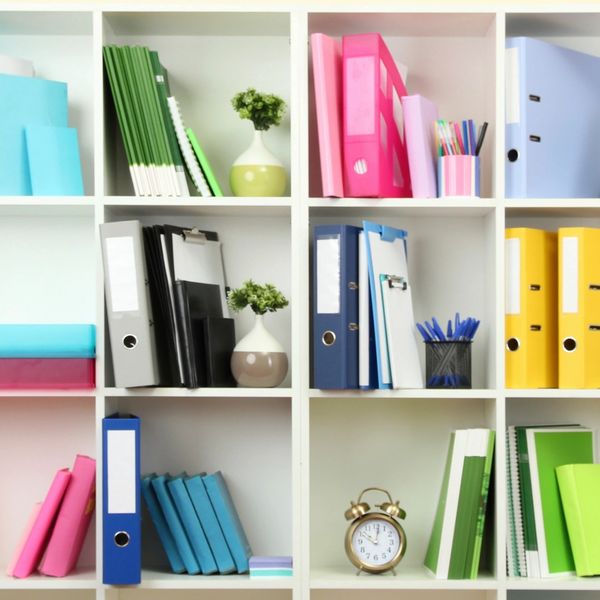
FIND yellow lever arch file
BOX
[559,227,600,389]
[505,228,557,388]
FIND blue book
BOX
[185,474,236,574]
[0,74,67,195]
[141,475,185,574]
[168,475,218,575]
[25,125,84,195]
[0,324,95,358]
[203,472,252,573]
[151,474,200,575]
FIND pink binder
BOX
[342,33,412,198]
[11,469,71,578]
[0,358,95,389]
[401,94,439,198]
[311,33,344,197]
[39,455,96,577]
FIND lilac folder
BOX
[401,94,439,198]
[311,33,344,197]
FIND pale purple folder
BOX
[311,33,344,197]
[401,94,439,198]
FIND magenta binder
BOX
[342,33,412,198]
[311,33,344,197]
[0,358,95,389]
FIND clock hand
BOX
[360,531,377,544]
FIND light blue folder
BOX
[0,74,68,195]
[506,37,600,198]
[0,324,95,358]
[25,125,83,195]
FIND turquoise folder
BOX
[0,324,95,358]
[0,74,67,195]
[25,125,83,195]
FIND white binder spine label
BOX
[107,430,136,514]
[506,238,521,315]
[562,236,578,314]
[506,47,520,125]
[317,236,340,314]
[105,237,139,313]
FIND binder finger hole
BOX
[563,337,577,352]
[114,531,130,548]
[322,330,336,346]
[507,149,519,162]
[506,337,520,352]
[123,334,137,349]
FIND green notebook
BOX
[186,127,223,196]
[556,464,600,577]
[527,428,595,577]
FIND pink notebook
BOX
[7,503,42,576]
[0,358,95,389]
[39,455,96,577]
[11,469,71,578]
[311,33,344,198]
[401,94,439,198]
[342,32,412,198]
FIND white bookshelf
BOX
[0,4,599,600]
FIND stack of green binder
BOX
[103,45,190,197]
[424,428,495,579]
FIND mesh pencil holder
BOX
[425,341,472,389]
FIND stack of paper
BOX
[249,556,293,578]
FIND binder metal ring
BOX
[114,531,130,548]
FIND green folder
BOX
[557,464,600,576]
[186,127,223,196]
[527,428,595,576]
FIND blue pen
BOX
[425,321,438,341]
[431,317,446,341]
[416,322,432,342]
[455,312,460,333]
[447,319,453,339]
[470,319,481,340]
[462,120,469,155]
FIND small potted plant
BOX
[227,279,289,387]
[229,87,287,197]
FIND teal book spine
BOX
[151,475,200,574]
[141,475,185,574]
[0,324,95,358]
[168,476,218,574]
[203,472,252,573]
[185,475,236,574]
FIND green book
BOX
[527,428,595,576]
[186,127,223,196]
[556,464,600,577]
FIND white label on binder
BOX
[506,47,520,125]
[562,236,578,313]
[317,236,340,314]
[506,238,521,315]
[107,430,136,514]
[105,237,139,313]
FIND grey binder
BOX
[100,220,159,387]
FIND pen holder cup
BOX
[425,341,472,389]
[437,155,480,198]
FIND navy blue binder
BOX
[102,414,141,585]
[312,224,360,389]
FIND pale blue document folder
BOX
[506,37,600,198]
[0,74,67,195]
[0,324,95,357]
[25,125,83,195]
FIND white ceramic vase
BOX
[230,314,288,388]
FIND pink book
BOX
[7,503,42,576]
[342,32,412,198]
[0,358,95,389]
[39,455,96,577]
[401,94,439,198]
[311,33,344,198]
[11,469,71,578]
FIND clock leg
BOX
[356,566,364,576]
[392,568,397,576]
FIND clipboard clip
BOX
[181,227,207,244]
[382,274,408,291]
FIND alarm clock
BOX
[344,487,407,575]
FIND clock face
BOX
[351,517,401,568]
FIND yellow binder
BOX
[505,228,557,388]
[559,227,600,388]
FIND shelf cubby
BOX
[311,591,497,598]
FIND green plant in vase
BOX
[229,88,287,197]
[227,279,289,387]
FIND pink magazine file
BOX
[401,94,439,198]
[39,455,96,577]
[311,33,345,197]
[342,33,412,198]
[0,358,95,389]
[11,469,71,578]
